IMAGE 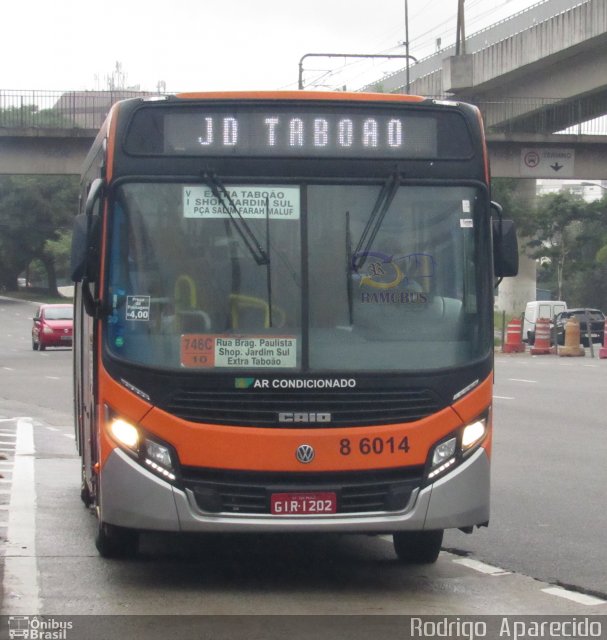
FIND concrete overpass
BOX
[1,118,606,180]
[0,126,95,175]
[368,0,607,133]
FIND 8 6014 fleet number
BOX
[339,436,410,456]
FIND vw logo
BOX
[295,444,315,464]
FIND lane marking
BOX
[508,378,537,383]
[452,557,512,576]
[542,587,607,606]
[494,395,515,400]
[2,417,41,614]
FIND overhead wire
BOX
[277,0,546,91]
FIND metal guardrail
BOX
[0,90,162,130]
[0,89,606,136]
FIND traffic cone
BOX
[502,318,525,353]
[530,318,554,355]
[558,317,585,357]
[599,319,607,359]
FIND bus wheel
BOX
[95,521,139,559]
[393,530,443,564]
[80,472,92,507]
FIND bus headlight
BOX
[426,412,489,483]
[110,418,140,450]
[462,418,487,450]
[106,410,178,483]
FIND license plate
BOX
[60,335,72,341]
[271,492,337,515]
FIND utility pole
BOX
[455,0,466,55]
[404,0,411,93]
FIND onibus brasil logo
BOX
[8,616,73,639]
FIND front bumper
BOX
[100,447,490,533]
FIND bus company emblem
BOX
[295,444,315,464]
[279,412,331,423]
[352,251,435,292]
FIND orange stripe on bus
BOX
[174,90,426,104]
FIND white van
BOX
[522,300,567,344]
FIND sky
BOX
[2,0,546,94]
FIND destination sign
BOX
[125,105,473,159]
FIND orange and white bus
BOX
[71,91,517,559]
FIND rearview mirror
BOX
[70,179,103,283]
[491,202,519,278]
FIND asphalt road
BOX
[1,295,606,632]
[445,351,607,596]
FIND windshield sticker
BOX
[460,219,473,228]
[181,335,297,368]
[125,296,151,321]
[462,199,471,213]
[183,186,300,220]
[352,251,434,304]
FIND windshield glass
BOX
[44,306,73,320]
[105,182,490,372]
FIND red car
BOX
[32,303,73,350]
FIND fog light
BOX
[145,440,172,468]
[432,437,456,467]
[110,418,139,450]
[428,457,456,480]
[144,440,176,481]
[428,437,457,480]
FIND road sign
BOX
[520,147,575,177]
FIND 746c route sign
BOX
[520,147,575,178]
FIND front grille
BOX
[181,467,424,515]
[160,388,441,427]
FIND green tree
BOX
[566,194,607,308]
[525,191,599,304]
[491,178,528,228]
[0,104,75,129]
[0,176,78,294]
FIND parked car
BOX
[554,308,605,347]
[32,303,73,350]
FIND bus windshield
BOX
[105,181,490,372]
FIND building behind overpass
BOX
[52,90,161,129]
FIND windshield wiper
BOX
[202,172,270,266]
[351,171,400,272]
